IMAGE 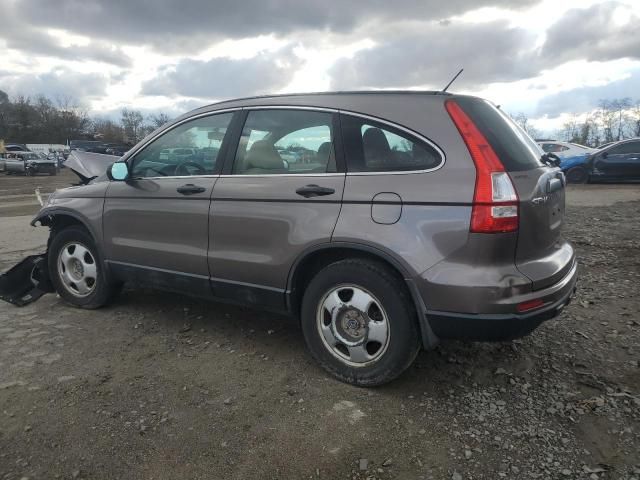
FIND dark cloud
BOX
[0,5,131,67]
[329,2,640,92]
[0,68,109,103]
[535,69,640,118]
[330,21,538,90]
[142,49,301,100]
[7,0,537,52]
[542,2,640,64]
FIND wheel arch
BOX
[31,208,99,248]
[286,242,438,348]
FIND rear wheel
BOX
[48,226,119,309]
[565,166,588,184]
[301,259,421,386]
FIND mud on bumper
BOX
[0,254,54,306]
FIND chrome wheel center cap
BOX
[71,259,84,279]
[336,308,367,343]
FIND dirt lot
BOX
[0,171,639,480]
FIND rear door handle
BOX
[295,184,335,198]
[177,184,206,195]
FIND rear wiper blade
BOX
[540,152,561,167]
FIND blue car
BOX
[559,153,590,183]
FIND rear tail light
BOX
[445,100,519,233]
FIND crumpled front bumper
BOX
[0,254,54,306]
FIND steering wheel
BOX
[174,161,206,176]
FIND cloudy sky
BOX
[1,0,639,134]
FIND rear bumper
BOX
[425,260,578,342]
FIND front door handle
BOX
[295,184,335,198]
[177,184,206,195]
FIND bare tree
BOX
[631,101,640,138]
[121,108,145,144]
[560,114,580,142]
[92,118,125,143]
[511,112,542,139]
[148,113,171,130]
[611,98,632,140]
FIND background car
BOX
[537,140,595,158]
[4,143,30,153]
[5,151,58,176]
[559,154,591,183]
[105,145,130,156]
[586,138,640,183]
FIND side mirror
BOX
[601,151,608,159]
[107,162,129,181]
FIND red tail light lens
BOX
[445,100,519,233]
[516,298,545,313]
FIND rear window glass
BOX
[455,97,543,172]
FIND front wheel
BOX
[48,226,119,309]
[565,166,588,184]
[301,259,421,386]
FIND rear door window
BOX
[233,109,336,175]
[455,97,544,172]
[341,114,442,172]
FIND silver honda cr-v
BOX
[2,91,577,386]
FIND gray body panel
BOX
[64,151,120,181]
[510,167,573,290]
[103,177,216,277]
[209,174,345,290]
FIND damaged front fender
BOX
[0,254,55,306]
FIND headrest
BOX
[245,140,283,170]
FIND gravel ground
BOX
[0,172,638,480]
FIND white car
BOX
[537,140,594,158]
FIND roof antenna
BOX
[442,68,464,93]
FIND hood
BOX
[64,150,120,184]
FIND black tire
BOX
[48,225,119,309]
[565,166,588,184]
[301,259,421,386]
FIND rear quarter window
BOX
[455,97,544,172]
[340,114,442,173]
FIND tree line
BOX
[3,88,639,149]
[0,89,171,147]
[512,98,640,147]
